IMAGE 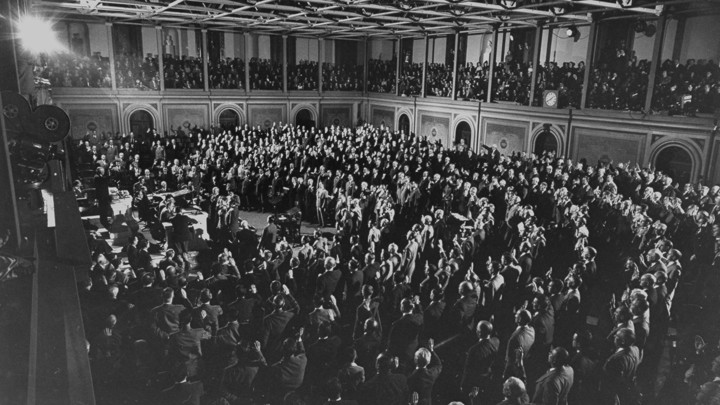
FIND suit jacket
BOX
[221,352,267,399]
[260,223,278,250]
[197,303,223,335]
[505,325,535,365]
[171,214,194,242]
[388,313,424,362]
[602,346,640,403]
[261,310,295,356]
[151,303,185,337]
[338,363,365,396]
[267,354,307,391]
[532,365,574,405]
[316,269,342,298]
[461,337,499,391]
[359,373,409,405]
[355,333,382,378]
[407,350,443,405]
[161,380,204,405]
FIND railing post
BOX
[580,20,598,109]
[395,36,401,96]
[202,29,209,92]
[319,37,324,95]
[421,34,428,98]
[244,32,251,92]
[645,14,667,113]
[282,35,288,93]
[486,26,499,103]
[156,26,165,92]
[452,31,459,100]
[106,22,116,90]
[528,21,543,106]
[363,37,369,95]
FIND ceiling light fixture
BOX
[566,25,580,42]
[499,0,518,10]
[617,0,633,8]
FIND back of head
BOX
[376,352,397,374]
[477,320,493,338]
[549,347,570,368]
[414,348,431,368]
[516,309,531,326]
[614,327,636,349]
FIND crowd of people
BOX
[367,59,396,93]
[322,63,363,92]
[39,53,112,88]
[250,58,283,90]
[209,58,245,90]
[456,62,489,101]
[533,62,585,109]
[288,61,319,91]
[652,58,720,116]
[115,54,160,90]
[492,62,532,105]
[399,62,423,97]
[426,64,453,98]
[72,118,720,405]
[164,55,204,89]
[587,60,649,112]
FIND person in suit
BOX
[170,206,195,257]
[449,281,478,336]
[504,310,535,379]
[161,366,204,405]
[260,294,295,360]
[94,167,113,229]
[337,347,365,399]
[150,287,185,340]
[195,288,223,336]
[423,288,446,340]
[602,328,641,405]
[355,319,382,379]
[306,321,343,387]
[324,377,359,405]
[358,352,409,405]
[259,215,278,252]
[220,339,267,403]
[461,320,499,396]
[262,336,307,396]
[388,298,424,370]
[532,347,574,405]
[696,355,720,405]
[402,231,419,282]
[316,256,342,299]
[168,309,211,379]
[497,377,530,405]
[407,341,443,405]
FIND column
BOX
[106,22,116,90]
[282,35,288,93]
[363,37,369,95]
[544,26,553,65]
[318,38,324,94]
[201,29,209,92]
[421,34,428,97]
[486,27,499,103]
[452,31,459,100]
[395,37,401,96]
[645,15,667,113]
[580,20,598,109]
[244,33,251,91]
[528,22,543,107]
[156,26,165,92]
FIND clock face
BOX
[545,91,557,106]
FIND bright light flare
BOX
[16,15,63,54]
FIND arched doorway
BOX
[655,146,693,184]
[534,130,558,155]
[219,109,240,130]
[129,109,154,138]
[398,114,410,135]
[455,121,472,147]
[296,108,315,129]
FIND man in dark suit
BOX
[306,322,343,388]
[220,340,267,403]
[532,347,574,405]
[259,215,278,251]
[324,377,359,405]
[196,288,223,336]
[461,320,499,396]
[358,352,409,405]
[388,298,424,369]
[407,341,443,405]
[94,167,112,229]
[161,367,204,405]
[260,294,295,360]
[170,206,195,256]
[235,220,258,265]
[504,310,535,378]
[602,328,641,405]
[355,319,382,378]
[449,281,478,336]
[316,256,342,299]
[151,287,185,340]
[262,337,307,395]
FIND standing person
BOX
[170,206,195,261]
[602,328,641,405]
[94,167,113,229]
[532,348,574,405]
[461,320,499,397]
[407,340,443,405]
[259,215,278,252]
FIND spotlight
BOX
[644,24,656,37]
[617,0,633,8]
[551,6,566,16]
[16,15,62,54]
[566,25,580,42]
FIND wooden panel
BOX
[248,104,286,129]
[65,104,118,140]
[371,106,394,131]
[573,127,645,166]
[320,104,352,128]
[418,111,451,147]
[163,104,209,135]
[485,120,528,155]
